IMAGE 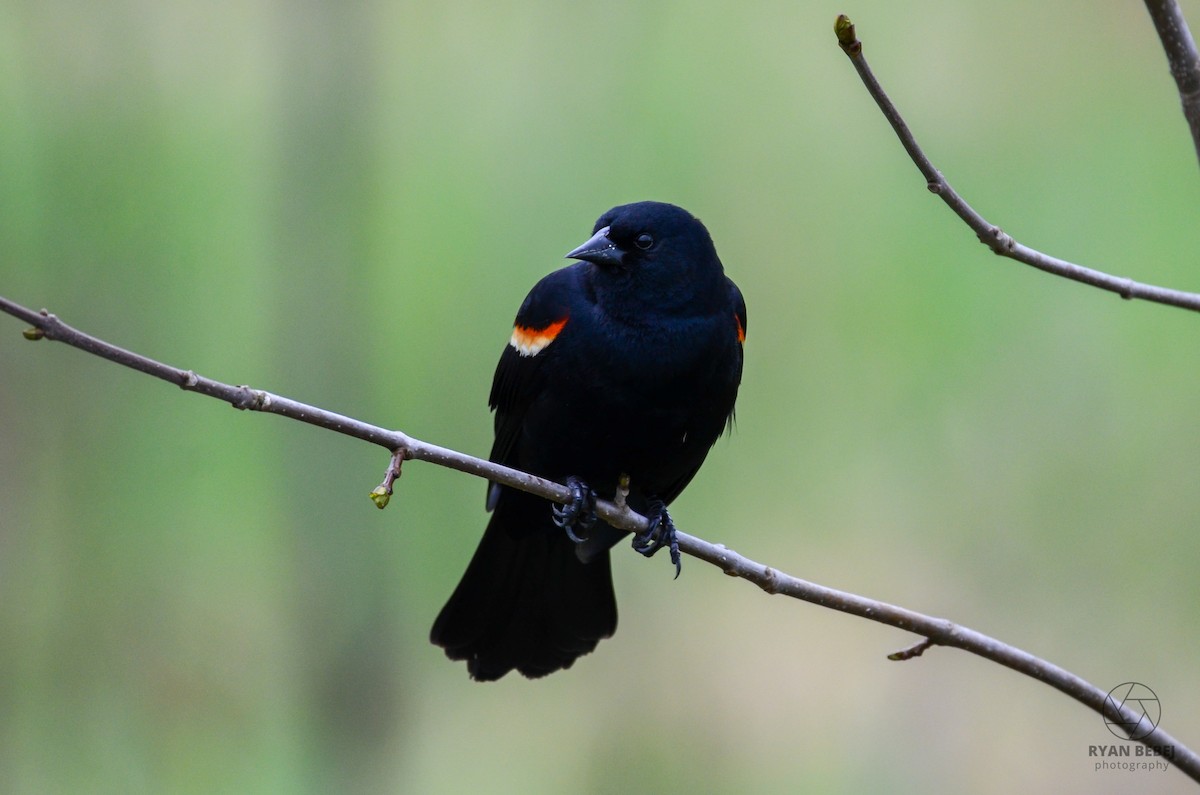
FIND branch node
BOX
[231,386,267,411]
[888,637,936,661]
[980,225,1014,254]
[1118,278,1135,300]
[21,309,57,340]
[758,566,781,594]
[926,180,942,195]
[180,370,199,389]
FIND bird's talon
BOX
[552,477,597,542]
[633,501,682,576]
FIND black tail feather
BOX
[431,491,618,681]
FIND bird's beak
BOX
[565,226,622,267]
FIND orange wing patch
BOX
[510,318,568,357]
[734,313,746,344]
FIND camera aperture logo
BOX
[1104,682,1160,740]
[1090,682,1173,775]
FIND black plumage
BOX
[431,201,746,680]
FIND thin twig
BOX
[888,638,934,661]
[1145,0,1200,166]
[370,449,410,509]
[833,14,1200,314]
[3,292,1197,783]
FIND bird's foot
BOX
[633,501,682,579]
[552,476,597,543]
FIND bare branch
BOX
[1145,0,1200,166]
[4,291,1197,783]
[833,14,1200,314]
[0,295,647,531]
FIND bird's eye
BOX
[634,233,654,250]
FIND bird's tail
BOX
[430,490,618,681]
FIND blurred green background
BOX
[3,1,1200,792]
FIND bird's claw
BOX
[552,476,597,543]
[633,501,682,578]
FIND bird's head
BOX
[566,201,723,289]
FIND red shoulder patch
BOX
[510,317,568,357]
[734,313,746,344]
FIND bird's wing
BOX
[651,285,748,507]
[486,266,579,506]
[724,277,747,436]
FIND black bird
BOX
[430,201,746,681]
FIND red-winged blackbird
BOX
[431,201,746,681]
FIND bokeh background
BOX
[3,1,1200,792]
